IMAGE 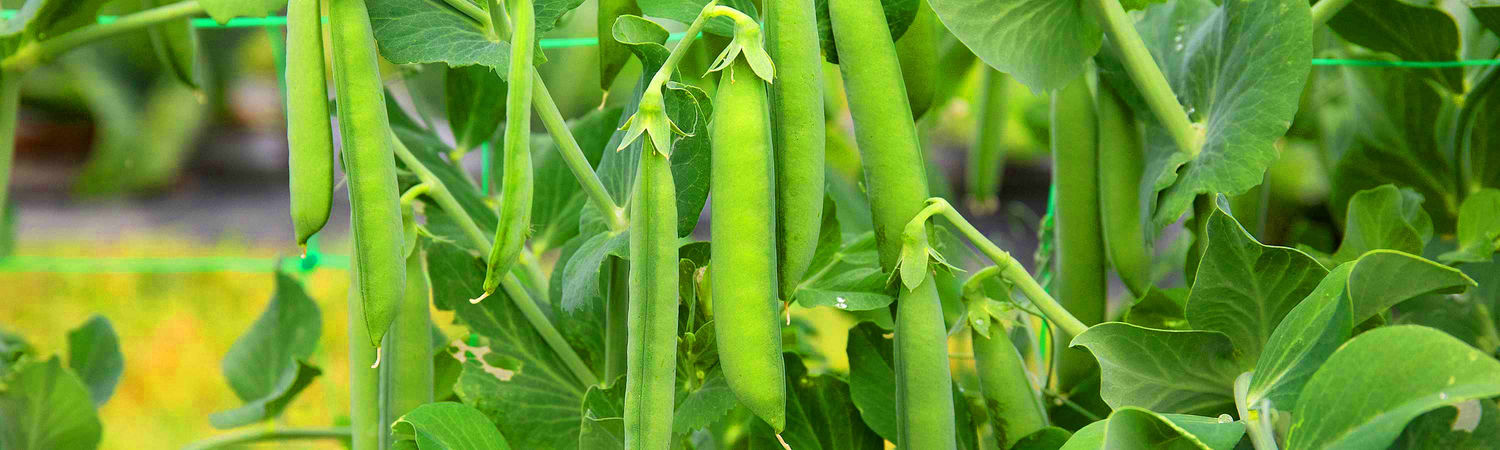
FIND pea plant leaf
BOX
[445,65,508,152]
[1057,408,1244,450]
[1323,0,1464,92]
[1070,323,1244,416]
[815,0,919,64]
[143,0,198,89]
[927,0,1100,92]
[578,376,627,449]
[672,368,737,435]
[1246,262,1354,410]
[530,106,620,253]
[1287,326,1500,450]
[637,0,760,36]
[209,272,324,429]
[1122,287,1190,331]
[0,0,112,58]
[1011,426,1072,450]
[391,402,514,450]
[1390,398,1500,450]
[0,357,102,450]
[65,315,123,406]
[1469,0,1500,35]
[198,0,287,24]
[1329,185,1434,265]
[1133,0,1313,228]
[747,353,886,449]
[1439,189,1500,264]
[369,0,517,74]
[1345,250,1475,325]
[1457,64,1500,193]
[1185,207,1327,363]
[793,231,895,311]
[1394,258,1500,354]
[846,322,898,441]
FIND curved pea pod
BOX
[766,0,826,304]
[479,0,536,300]
[962,271,1048,448]
[1096,77,1152,298]
[626,142,680,450]
[895,0,937,120]
[328,0,404,347]
[710,57,787,433]
[286,0,335,247]
[1049,75,1105,390]
[966,69,1008,215]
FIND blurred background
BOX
[0,1,1340,448]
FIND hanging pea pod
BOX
[478,0,536,303]
[766,0,825,304]
[895,0,937,120]
[1096,77,1152,298]
[966,68,1009,215]
[1049,75,1105,390]
[286,0,335,248]
[626,140,680,450]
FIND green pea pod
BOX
[143,0,198,88]
[1049,75,1105,390]
[0,74,20,221]
[287,0,334,248]
[972,319,1047,448]
[381,248,434,433]
[626,142,679,450]
[830,0,955,445]
[1095,77,1151,298]
[598,0,641,90]
[711,57,787,433]
[480,0,536,299]
[766,0,825,302]
[895,0,936,120]
[966,69,1008,215]
[329,0,404,347]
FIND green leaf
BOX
[814,0,919,64]
[1288,326,1500,450]
[1186,208,1327,362]
[1457,65,1500,193]
[637,0,760,36]
[533,0,588,34]
[795,232,894,311]
[1393,257,1500,354]
[560,231,629,313]
[845,322,897,441]
[65,315,123,406]
[1439,189,1500,264]
[1347,250,1475,324]
[1122,288,1190,331]
[1470,0,1500,35]
[530,107,619,253]
[1390,398,1500,450]
[144,0,198,88]
[579,376,627,449]
[1011,426,1072,450]
[927,0,1100,92]
[369,0,516,74]
[392,401,514,449]
[747,353,885,449]
[210,272,323,428]
[1070,323,1243,416]
[0,357,101,450]
[1135,0,1313,227]
[1246,263,1354,409]
[1324,0,1464,92]
[1331,185,1435,264]
[1059,420,1106,450]
[1104,408,1245,450]
[0,326,29,378]
[445,65,507,152]
[199,0,286,24]
[672,368,737,435]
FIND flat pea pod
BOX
[971,318,1047,447]
[329,0,405,347]
[597,0,641,90]
[1049,75,1105,390]
[287,0,335,248]
[766,0,826,303]
[966,68,1008,215]
[710,57,786,433]
[626,141,679,450]
[480,0,535,299]
[1095,77,1152,298]
[830,0,956,446]
[895,0,936,120]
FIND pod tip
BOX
[470,291,491,304]
[776,434,791,450]
[370,346,382,369]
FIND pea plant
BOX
[1,0,1498,448]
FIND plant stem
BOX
[518,246,551,304]
[1236,372,1281,450]
[1310,0,1355,25]
[442,0,493,29]
[182,427,352,450]
[346,258,380,450]
[533,74,628,231]
[914,198,1089,337]
[1,1,206,72]
[0,72,23,216]
[1086,0,1199,157]
[390,130,600,387]
[488,0,512,38]
[644,2,744,95]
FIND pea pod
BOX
[710,57,786,432]
[329,0,404,347]
[1095,77,1151,298]
[480,0,535,300]
[382,246,434,433]
[766,0,826,303]
[964,270,1047,448]
[895,0,936,120]
[287,0,335,248]
[626,142,679,450]
[1049,75,1105,390]
[830,0,956,445]
[966,69,1008,215]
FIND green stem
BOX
[346,260,380,450]
[1086,0,1199,157]
[644,2,747,95]
[1,1,206,72]
[442,0,493,29]
[0,72,22,215]
[518,246,551,304]
[390,130,600,387]
[913,198,1089,337]
[182,427,352,450]
[1235,372,1280,450]
[488,0,512,38]
[1310,0,1355,25]
[533,73,628,231]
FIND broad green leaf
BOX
[1246,263,1354,409]
[1347,250,1475,324]
[1439,189,1500,264]
[1011,426,1072,450]
[533,0,588,34]
[199,0,286,24]
[795,231,893,311]
[1135,0,1313,227]
[530,107,619,253]
[1122,287,1190,331]
[928,0,1100,92]
[0,357,101,450]
[546,234,608,372]
[1324,0,1464,92]
[845,322,897,441]
[369,0,516,74]
[579,376,626,449]
[1331,185,1434,264]
[748,353,885,449]
[391,402,513,449]
[210,272,323,428]
[1059,421,1106,450]
[672,368,737,435]
[1394,257,1500,354]
[1471,0,1500,35]
[1070,323,1243,416]
[144,0,198,88]
[1390,398,1500,450]
[815,0,919,64]
[1104,408,1245,450]
[560,231,629,313]
[1186,208,1327,362]
[1288,326,1500,450]
[0,326,29,377]
[65,315,123,406]
[1329,70,1460,231]
[1457,63,1500,193]
[637,0,760,36]
[445,65,507,152]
